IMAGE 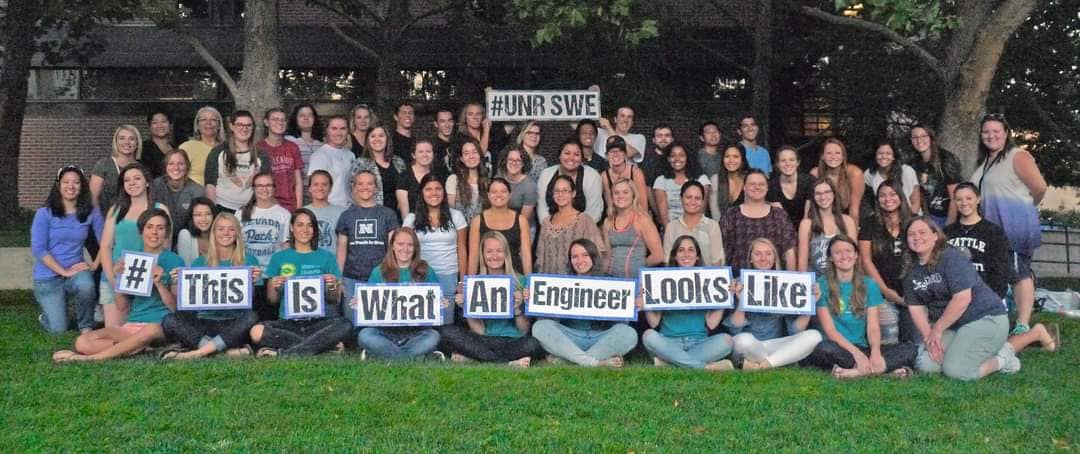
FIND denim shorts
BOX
[1009,251,1033,281]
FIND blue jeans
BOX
[436,272,457,324]
[33,271,97,333]
[357,327,440,360]
[531,320,638,366]
[642,330,733,369]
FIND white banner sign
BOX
[283,277,325,319]
[177,267,253,311]
[463,275,515,319]
[525,274,637,322]
[739,270,816,316]
[353,283,446,327]
[114,250,157,297]
[485,89,601,121]
[639,266,733,311]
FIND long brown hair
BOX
[808,177,849,236]
[871,179,912,258]
[453,138,489,210]
[824,234,867,318]
[379,227,429,283]
[816,138,853,210]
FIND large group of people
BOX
[31,102,1059,380]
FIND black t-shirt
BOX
[140,140,171,180]
[376,162,401,218]
[584,152,609,174]
[393,131,415,167]
[858,215,906,295]
[432,137,454,179]
[350,139,366,161]
[639,147,667,187]
[911,148,962,219]
[945,219,1017,298]
[767,173,812,227]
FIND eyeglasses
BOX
[233,123,254,129]
[254,184,274,189]
[506,158,523,164]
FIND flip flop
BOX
[256,347,279,358]
[159,347,183,361]
[1046,324,1061,353]
[52,350,78,364]
[889,366,913,380]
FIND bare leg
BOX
[102,304,129,329]
[508,357,531,368]
[55,326,163,362]
[169,342,218,360]
[596,355,624,368]
[1013,277,1035,328]
[1008,323,1056,353]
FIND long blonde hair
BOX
[206,212,247,266]
[747,237,782,271]
[824,234,867,318]
[604,178,648,231]
[479,231,523,290]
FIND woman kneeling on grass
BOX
[641,235,734,371]
[801,234,917,378]
[53,209,183,362]
[249,209,351,357]
[904,216,1014,380]
[442,231,543,367]
[353,227,447,360]
[729,238,823,370]
[160,212,261,360]
[531,239,638,368]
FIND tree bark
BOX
[0,0,37,212]
[234,0,282,124]
[749,0,773,144]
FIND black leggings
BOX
[439,325,543,363]
[162,311,259,351]
[254,317,352,355]
[801,339,917,372]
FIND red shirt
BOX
[257,138,303,211]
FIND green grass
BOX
[1,289,1077,451]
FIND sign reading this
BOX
[114,250,158,297]
[283,276,325,319]
[177,267,253,311]
[486,89,601,121]
[525,274,637,322]
[463,275,515,319]
[639,266,733,311]
[738,270,815,316]
[353,283,446,327]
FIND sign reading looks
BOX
[463,275,515,319]
[486,89,601,122]
[739,270,815,316]
[115,250,157,297]
[283,277,325,319]
[525,274,637,322]
[177,267,253,311]
[353,283,446,327]
[639,267,733,311]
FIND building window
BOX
[280,69,374,102]
[178,0,244,25]
[401,70,464,101]
[786,97,833,137]
[27,70,80,100]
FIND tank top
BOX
[968,147,1041,255]
[807,232,835,276]
[479,211,524,273]
[607,212,646,278]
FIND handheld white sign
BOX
[639,266,733,311]
[739,270,815,316]
[176,267,253,311]
[485,89,601,122]
[114,250,157,297]
[525,274,637,322]
[463,275,515,319]
[283,276,326,319]
[353,283,446,327]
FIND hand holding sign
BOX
[463,275,515,319]
[738,270,816,316]
[284,276,325,319]
[177,267,253,311]
[115,251,158,297]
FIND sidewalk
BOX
[0,248,35,290]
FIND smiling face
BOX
[141,215,169,250]
[214,216,239,249]
[667,146,688,172]
[980,120,1007,153]
[738,117,758,142]
[291,212,315,247]
[297,107,316,131]
[910,127,931,153]
[743,173,768,202]
[231,116,255,144]
[309,173,331,202]
[253,174,275,203]
[115,129,138,157]
[367,127,388,154]
[701,124,721,147]
[559,143,583,171]
[822,142,844,169]
[413,141,434,167]
[352,172,377,203]
[570,243,594,275]
[482,237,507,271]
[422,180,445,208]
[391,231,416,266]
[552,178,575,209]
[611,180,634,210]
[394,105,415,129]
[191,204,214,232]
[578,123,597,148]
[674,238,700,267]
[906,219,938,258]
[875,144,896,169]
[828,239,857,273]
[326,118,349,148]
[504,149,525,177]
[653,127,673,149]
[150,113,172,139]
[265,111,287,136]
[523,124,541,149]
[465,104,484,129]
[750,241,777,270]
[434,111,454,137]
[58,171,82,202]
[722,146,743,173]
[606,147,627,167]
[197,110,220,139]
[954,186,980,218]
[813,181,835,210]
[165,152,188,182]
[122,168,148,198]
[614,107,634,133]
[352,107,372,132]
[777,148,798,176]
[487,180,510,208]
[877,184,901,213]
[681,184,704,216]
[460,142,481,169]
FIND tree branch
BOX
[328,23,380,60]
[400,0,466,38]
[178,31,240,97]
[793,3,946,80]
[707,0,750,30]
[310,0,385,26]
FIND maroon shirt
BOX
[257,139,303,212]
[720,205,797,273]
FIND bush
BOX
[1040,209,1080,229]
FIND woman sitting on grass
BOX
[641,235,734,371]
[801,234,917,378]
[903,216,1014,380]
[531,239,638,368]
[160,212,261,360]
[53,209,183,362]
[353,227,446,360]
[441,231,543,367]
[249,209,351,357]
[729,238,823,370]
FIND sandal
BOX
[225,345,254,358]
[1011,323,1031,336]
[889,366,913,379]
[52,350,78,364]
[1046,323,1061,352]
[256,347,279,358]
[159,346,184,361]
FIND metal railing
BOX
[1035,224,1080,274]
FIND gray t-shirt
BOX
[151,176,205,233]
[305,203,346,255]
[335,204,400,280]
[92,157,121,213]
[506,176,538,216]
[698,148,723,177]
[904,246,1007,328]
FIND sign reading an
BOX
[463,275,515,319]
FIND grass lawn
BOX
[2,289,1077,451]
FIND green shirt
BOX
[265,248,341,319]
[816,276,883,347]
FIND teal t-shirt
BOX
[816,276,883,347]
[126,250,184,323]
[657,310,708,339]
[190,253,260,320]
[265,248,342,319]
[483,275,525,338]
[367,266,438,284]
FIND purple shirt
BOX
[31,207,104,280]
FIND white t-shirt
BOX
[241,205,292,266]
[864,165,919,200]
[596,128,647,162]
[307,144,355,208]
[402,208,468,276]
[653,174,712,222]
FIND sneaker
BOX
[1010,323,1030,336]
[359,349,368,361]
[431,350,446,362]
[997,343,1021,374]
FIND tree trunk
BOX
[750,0,773,144]
[234,0,281,128]
[374,51,401,117]
[0,1,37,212]
[937,0,1040,176]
